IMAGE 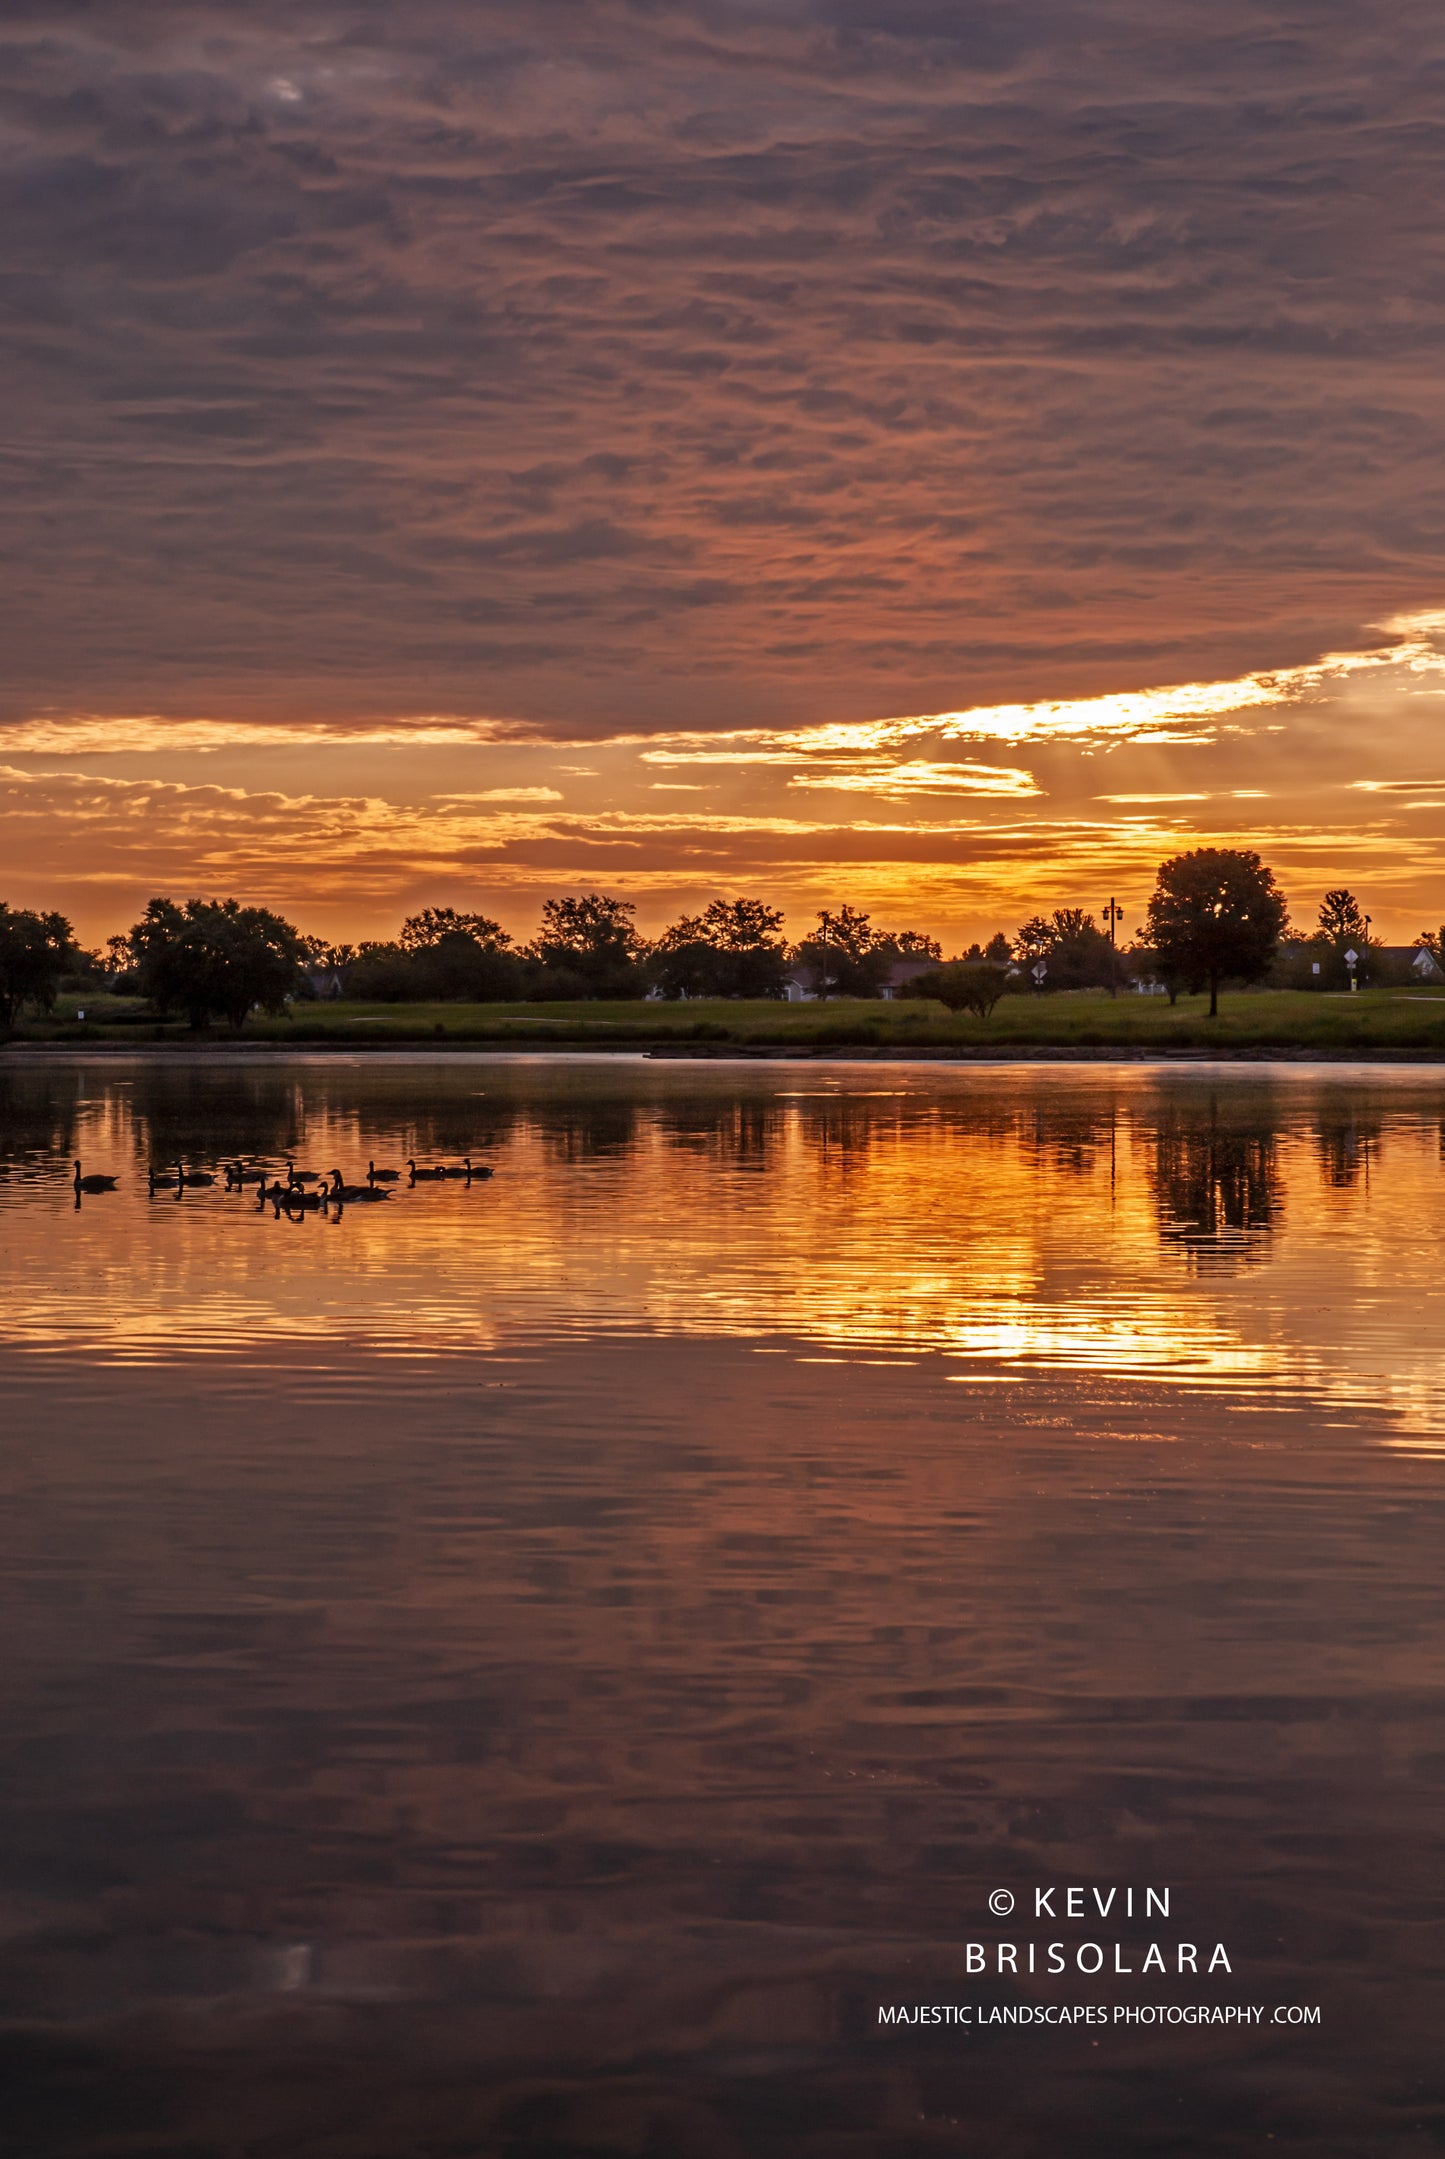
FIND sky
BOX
[3,0,1445,949]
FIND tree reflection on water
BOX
[1149,1104,1283,1266]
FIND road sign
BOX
[1344,948,1358,967]
[1031,961,1047,983]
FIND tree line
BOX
[0,851,1433,1030]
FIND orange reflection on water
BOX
[3,1056,1445,1440]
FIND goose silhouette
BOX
[147,1167,180,1192]
[439,1158,472,1179]
[407,1158,445,1182]
[330,1170,390,1203]
[367,1160,400,1183]
[178,1164,215,1188]
[283,1184,327,1211]
[285,1160,322,1187]
[73,1162,117,1194]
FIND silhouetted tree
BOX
[298,935,358,972]
[423,936,523,1000]
[876,927,942,960]
[650,896,790,998]
[1143,848,1288,1017]
[129,897,307,1031]
[928,961,1011,1018]
[530,893,643,996]
[1007,909,1111,989]
[346,941,414,1000]
[795,904,889,996]
[399,907,512,955]
[0,903,76,1027]
[102,933,135,980]
[1014,916,1052,964]
[1318,889,1367,944]
[382,908,520,998]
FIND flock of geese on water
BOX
[71,1156,492,1211]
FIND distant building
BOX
[303,968,348,1000]
[1379,945,1445,982]
[878,956,939,1001]
[780,956,938,1002]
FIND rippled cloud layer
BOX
[5,1,1445,728]
[3,3,1444,935]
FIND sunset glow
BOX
[2,9,1443,944]
[7,609,1445,942]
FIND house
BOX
[303,968,348,1000]
[879,956,939,1001]
[781,956,938,1002]
[1378,945,1445,983]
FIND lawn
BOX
[18,985,1445,1054]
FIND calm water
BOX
[3,1053,1445,2158]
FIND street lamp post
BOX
[1101,897,1125,997]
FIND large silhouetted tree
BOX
[794,904,887,997]
[399,907,512,955]
[1143,848,1288,1017]
[0,903,76,1028]
[530,893,643,996]
[1318,889,1367,944]
[130,897,308,1031]
[395,907,520,999]
[650,896,789,999]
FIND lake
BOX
[3,1053,1444,2158]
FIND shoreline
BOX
[8,1038,1445,1067]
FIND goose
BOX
[407,1158,446,1182]
[367,1160,401,1183]
[330,1169,390,1203]
[178,1164,215,1188]
[73,1161,118,1194]
[258,1178,290,1205]
[148,1167,180,1192]
[439,1158,472,1180]
[227,1161,270,1188]
[285,1160,322,1187]
[283,1184,328,1211]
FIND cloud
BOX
[789,759,1038,796]
[5,6,1445,941]
[5,611,1441,766]
[1,3,1444,736]
[8,758,1445,948]
[433,786,564,803]
[0,716,528,755]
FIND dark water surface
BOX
[3,1054,1445,2157]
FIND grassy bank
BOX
[11,985,1445,1055]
